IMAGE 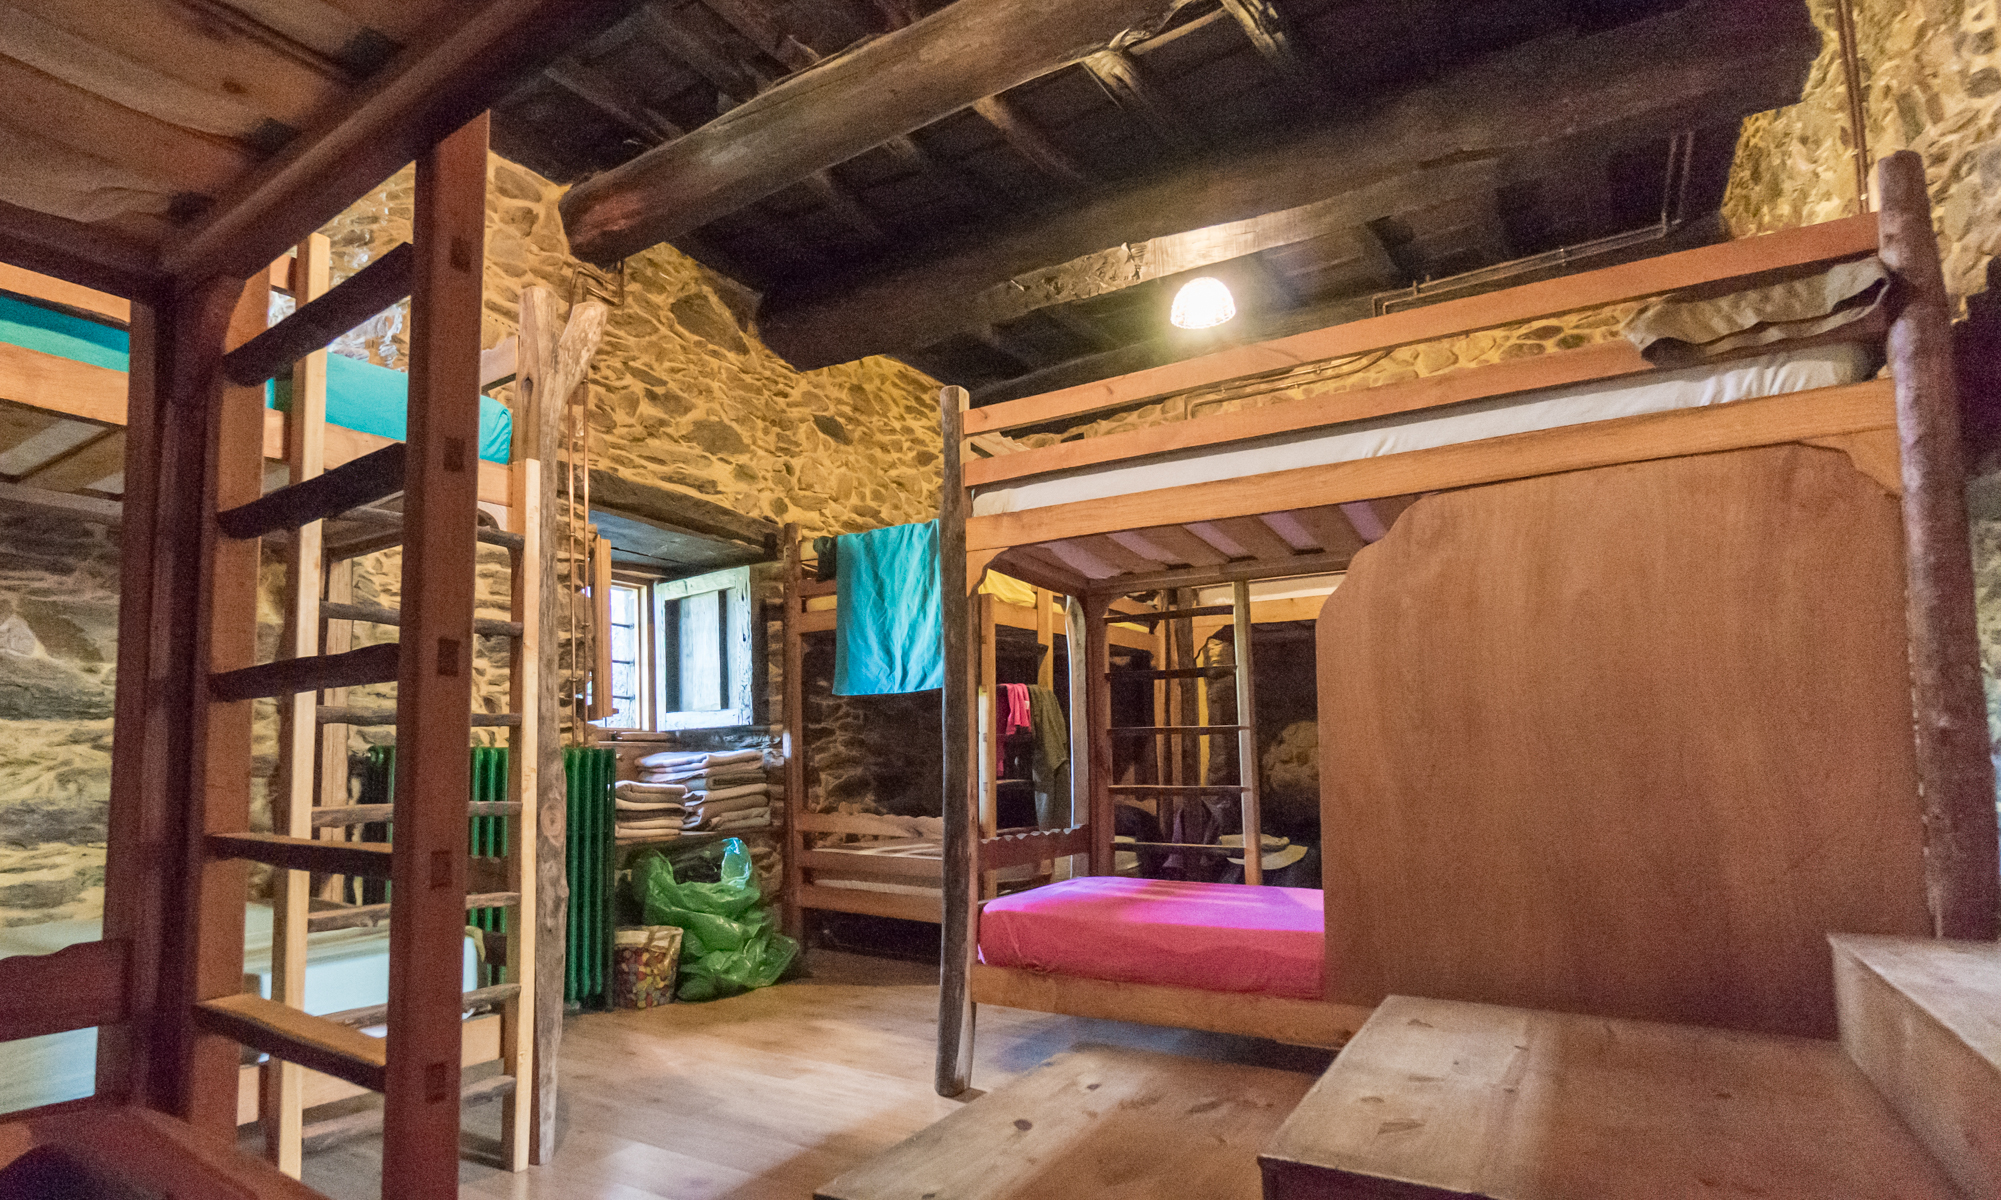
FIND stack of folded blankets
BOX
[613,778,688,844]
[633,749,774,834]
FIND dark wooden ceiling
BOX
[493,0,1818,403]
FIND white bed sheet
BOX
[971,343,1875,516]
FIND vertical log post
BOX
[518,286,568,1164]
[781,523,807,941]
[1232,579,1263,886]
[381,111,487,1198]
[1084,593,1114,874]
[1880,149,2001,940]
[977,591,999,898]
[936,385,976,1097]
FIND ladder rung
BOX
[320,600,521,639]
[310,801,521,828]
[300,1073,513,1154]
[1107,784,1250,793]
[1122,841,1242,854]
[320,982,520,1029]
[1104,605,1236,625]
[316,705,520,728]
[208,833,393,878]
[209,642,399,702]
[1108,725,1248,736]
[1107,666,1234,680]
[332,506,527,553]
[216,442,407,540]
[222,242,415,386]
[194,994,387,1093]
[305,891,519,934]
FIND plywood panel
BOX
[1317,444,1929,1038]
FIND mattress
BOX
[978,876,1325,1000]
[0,291,514,464]
[971,342,1874,516]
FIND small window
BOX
[602,579,649,730]
[652,566,754,730]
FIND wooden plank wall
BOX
[1315,444,1932,1038]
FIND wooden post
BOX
[1065,593,1090,847]
[318,556,355,901]
[588,528,613,721]
[781,523,807,942]
[936,385,976,1098]
[177,274,272,1135]
[380,110,486,1199]
[1232,580,1263,887]
[1879,150,2001,939]
[96,280,237,1110]
[501,451,542,1171]
[519,288,568,1164]
[1083,592,1114,875]
[265,233,331,1175]
[977,592,999,898]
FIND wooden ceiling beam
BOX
[971,95,1086,185]
[698,0,821,71]
[757,0,1817,369]
[546,55,683,143]
[1219,0,1311,86]
[0,199,164,301]
[558,0,1189,264]
[1081,49,1190,147]
[158,0,638,284]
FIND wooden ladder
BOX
[161,113,508,1198]
[1099,582,1265,883]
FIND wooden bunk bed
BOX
[778,524,1157,933]
[932,152,2001,1096]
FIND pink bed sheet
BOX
[977,876,1325,1000]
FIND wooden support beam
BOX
[0,198,164,301]
[0,478,123,525]
[222,243,414,386]
[936,385,975,1098]
[1081,49,1186,146]
[1878,151,2001,940]
[971,94,1086,185]
[209,643,401,702]
[207,833,395,878]
[378,111,487,1197]
[194,995,387,1094]
[758,0,1817,369]
[1219,0,1310,85]
[159,0,635,284]
[560,0,1186,263]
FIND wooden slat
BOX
[310,801,520,828]
[800,848,942,880]
[795,811,943,838]
[1122,524,1227,567]
[317,704,519,727]
[1086,547,1359,595]
[208,641,399,702]
[1068,534,1161,576]
[781,522,808,942]
[979,825,1089,871]
[320,599,521,638]
[0,262,129,323]
[970,964,1368,1048]
[937,385,976,1096]
[969,380,1899,552]
[1284,506,1366,557]
[208,833,394,879]
[0,197,164,302]
[0,939,127,1041]
[796,882,940,924]
[992,544,1090,595]
[0,340,126,424]
[215,441,406,539]
[322,983,522,1030]
[0,478,123,524]
[1101,605,1235,625]
[159,0,636,283]
[259,411,514,509]
[1209,515,1299,562]
[222,243,416,386]
[20,429,126,493]
[306,892,521,933]
[963,216,1880,438]
[194,994,387,1094]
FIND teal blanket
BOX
[832,521,943,696]
[0,292,512,464]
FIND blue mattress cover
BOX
[0,291,512,464]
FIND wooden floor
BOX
[288,950,1334,1199]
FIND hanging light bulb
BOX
[1170,276,1236,329]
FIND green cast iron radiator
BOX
[564,745,617,1007]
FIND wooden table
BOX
[1260,995,1964,1199]
[817,1045,1318,1200]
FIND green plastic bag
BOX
[630,838,798,1001]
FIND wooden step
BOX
[209,642,399,702]
[306,891,518,933]
[1108,725,1247,736]
[327,505,526,552]
[216,442,407,539]
[222,242,414,386]
[309,800,520,828]
[316,705,520,728]
[320,599,522,639]
[1832,933,2001,1200]
[207,833,393,878]
[320,982,520,1029]
[1259,996,1963,1200]
[1107,666,1233,680]
[195,994,387,1093]
[1107,783,1248,793]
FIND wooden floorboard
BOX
[274,949,1332,1199]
